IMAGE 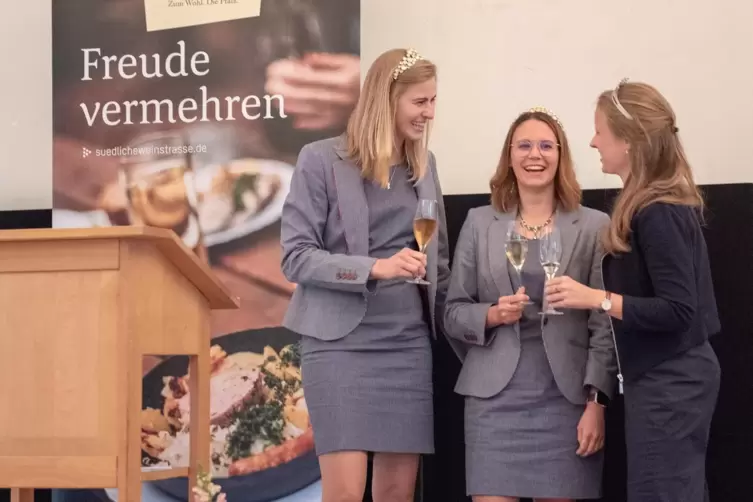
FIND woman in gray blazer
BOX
[443,108,617,502]
[280,48,451,502]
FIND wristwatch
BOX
[586,386,609,407]
[598,291,612,314]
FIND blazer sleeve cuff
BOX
[458,303,495,346]
[583,367,615,400]
[331,256,379,294]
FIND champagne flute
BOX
[505,220,533,304]
[407,199,437,285]
[539,226,564,316]
[119,132,207,262]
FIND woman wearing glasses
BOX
[280,48,450,502]
[546,80,721,502]
[443,108,616,502]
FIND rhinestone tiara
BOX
[392,48,423,80]
[528,106,563,129]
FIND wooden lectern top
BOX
[0,226,239,309]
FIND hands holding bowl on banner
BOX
[265,52,360,131]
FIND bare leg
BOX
[371,452,420,502]
[318,450,369,502]
[11,489,34,502]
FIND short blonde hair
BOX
[346,48,437,188]
[597,81,703,254]
[490,111,581,213]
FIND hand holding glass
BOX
[407,199,437,285]
[505,221,534,305]
[539,226,564,316]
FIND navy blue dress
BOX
[603,202,721,502]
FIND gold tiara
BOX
[392,48,423,80]
[528,106,563,128]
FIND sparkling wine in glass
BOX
[119,132,207,262]
[539,226,564,316]
[407,199,437,285]
[505,221,533,304]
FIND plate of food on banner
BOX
[139,327,320,502]
[53,157,293,248]
[192,158,292,246]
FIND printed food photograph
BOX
[59,150,290,249]
[50,0,360,500]
[140,329,319,502]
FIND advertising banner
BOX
[51,0,360,500]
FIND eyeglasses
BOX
[511,140,560,155]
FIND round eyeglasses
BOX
[512,140,560,155]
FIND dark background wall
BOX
[1,183,751,502]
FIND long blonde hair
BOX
[598,81,704,253]
[346,48,437,188]
[490,110,582,213]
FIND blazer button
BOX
[544,317,549,326]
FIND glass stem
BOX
[544,273,555,310]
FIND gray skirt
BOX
[464,331,603,499]
[624,341,720,502]
[300,280,433,456]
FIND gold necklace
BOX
[518,211,554,238]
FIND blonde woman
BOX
[280,48,450,502]
[546,80,721,502]
[443,108,616,502]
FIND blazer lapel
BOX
[414,169,436,209]
[554,207,581,277]
[488,210,516,297]
[332,145,369,256]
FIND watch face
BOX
[601,299,612,311]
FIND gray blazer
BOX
[443,204,617,405]
[280,136,451,341]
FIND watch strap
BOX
[586,386,608,407]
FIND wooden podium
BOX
[0,227,239,502]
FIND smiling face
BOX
[394,77,437,143]
[590,106,631,179]
[490,111,581,213]
[510,119,560,191]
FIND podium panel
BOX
[0,242,120,463]
[0,227,238,502]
